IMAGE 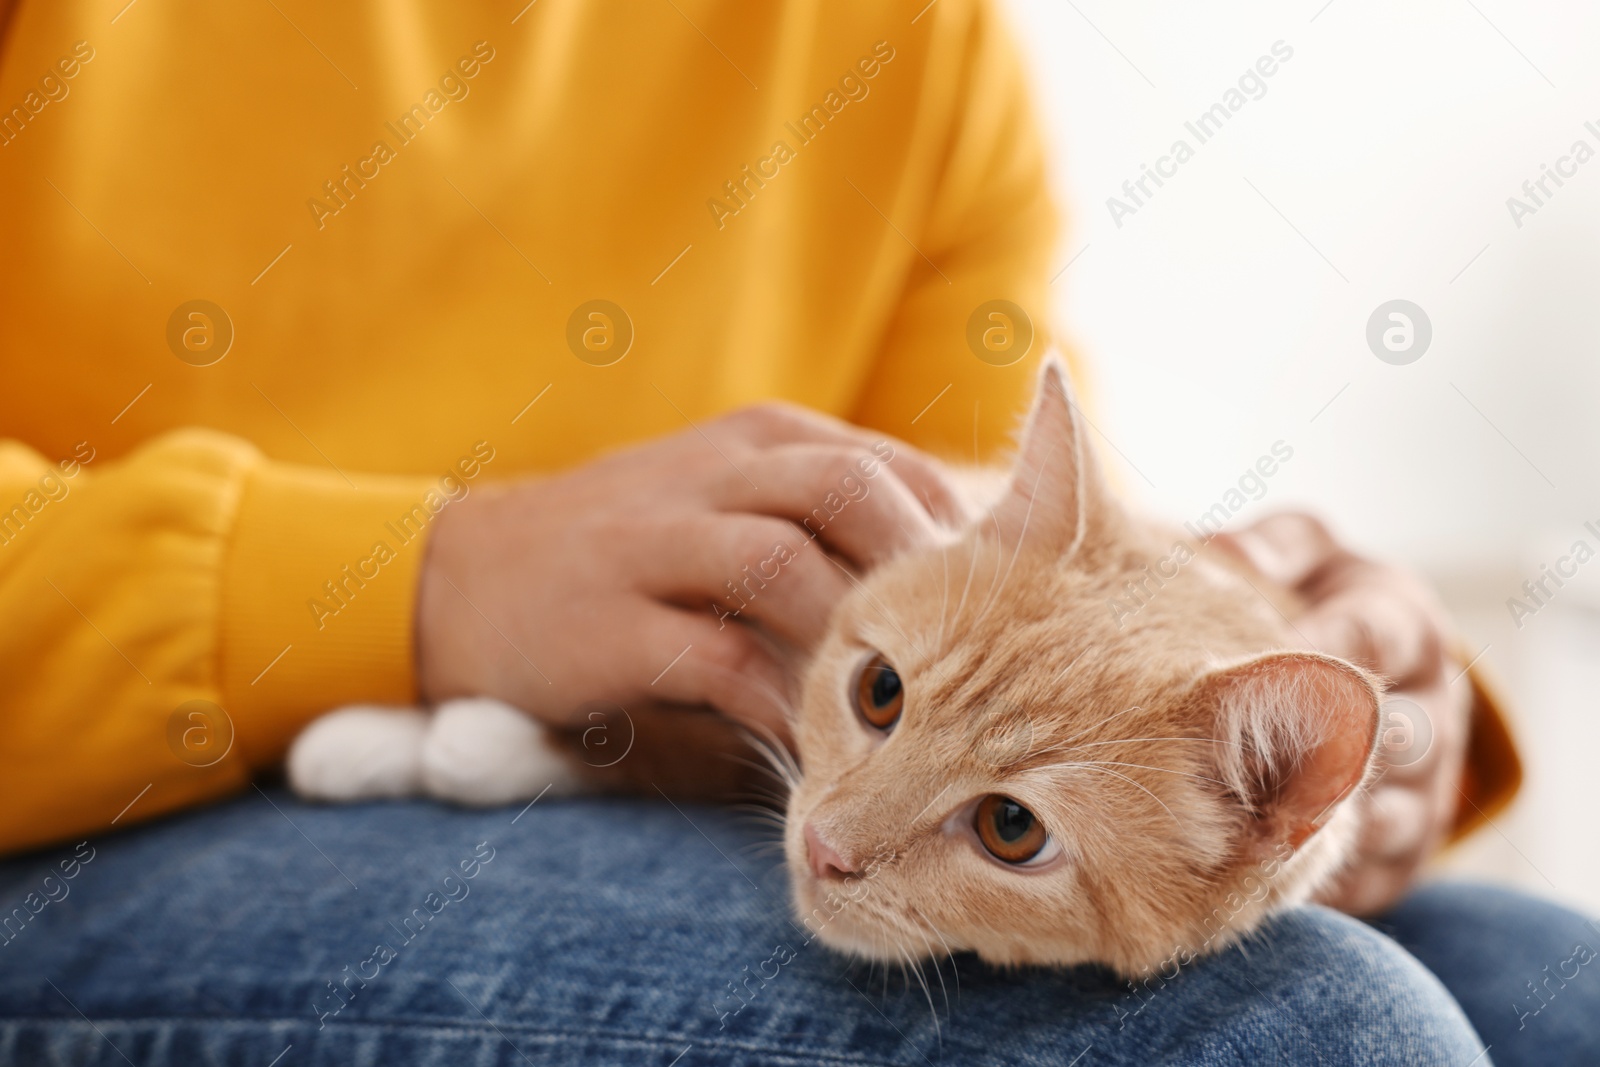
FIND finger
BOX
[1298,587,1442,685]
[632,514,850,648]
[717,445,952,568]
[1372,676,1470,787]
[1357,785,1433,863]
[1216,512,1354,590]
[709,403,968,527]
[1321,861,1416,917]
[603,700,772,797]
[632,606,795,747]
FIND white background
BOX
[1002,0,1600,914]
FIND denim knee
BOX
[1108,905,1486,1066]
[1379,881,1600,1066]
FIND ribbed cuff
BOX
[220,459,438,768]
[1448,655,1525,843]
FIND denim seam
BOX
[0,1017,921,1067]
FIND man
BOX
[0,2,1584,1064]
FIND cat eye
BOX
[975,794,1055,865]
[853,654,903,731]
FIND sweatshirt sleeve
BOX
[0,430,433,854]
[849,0,1074,462]
[1449,660,1524,842]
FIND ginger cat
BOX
[289,358,1381,978]
[781,359,1380,977]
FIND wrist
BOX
[414,493,474,704]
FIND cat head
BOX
[784,358,1382,978]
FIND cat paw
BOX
[420,697,587,806]
[286,706,430,801]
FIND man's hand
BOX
[1219,513,1472,916]
[415,403,963,746]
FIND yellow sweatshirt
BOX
[0,0,1516,854]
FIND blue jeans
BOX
[0,792,1592,1066]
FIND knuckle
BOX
[818,446,879,488]
[746,400,794,423]
[730,516,803,562]
[1267,511,1336,553]
[701,628,761,677]
[1285,511,1333,541]
[724,522,771,565]
[729,401,812,440]
[715,405,767,438]
[1247,510,1317,550]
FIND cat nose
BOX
[804,822,855,880]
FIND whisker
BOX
[911,534,947,656]
[1053,644,1095,683]
[907,919,951,1021]
[734,822,786,840]
[909,908,962,1007]
[870,929,886,997]
[823,554,936,669]
[728,822,787,848]
[1063,736,1243,751]
[1031,704,1146,756]
[935,538,952,655]
[726,785,790,812]
[729,799,786,816]
[1058,762,1186,830]
[949,533,982,639]
[724,672,798,739]
[736,723,801,792]
[728,745,793,779]
[729,825,785,856]
[970,508,1007,627]
[1033,759,1230,787]
[724,755,795,796]
[974,442,1061,630]
[729,805,789,830]
[896,941,942,1046]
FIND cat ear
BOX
[1199,651,1382,857]
[992,356,1112,557]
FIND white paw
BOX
[420,697,587,806]
[287,706,429,801]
